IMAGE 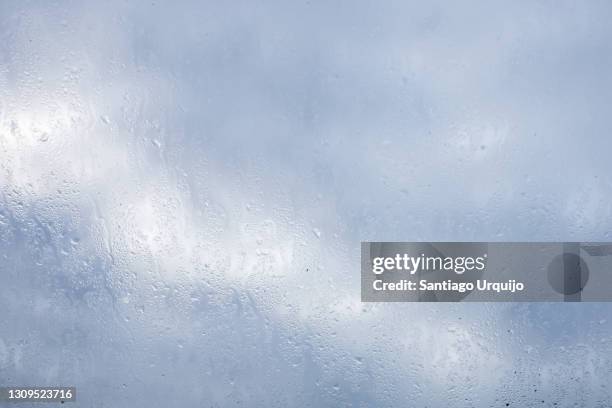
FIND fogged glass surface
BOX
[2,1,612,406]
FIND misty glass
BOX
[1,1,612,406]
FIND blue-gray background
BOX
[1,1,612,407]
